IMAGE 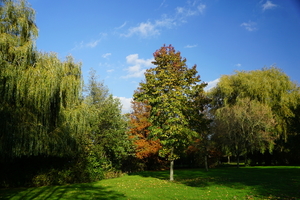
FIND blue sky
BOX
[28,0,300,113]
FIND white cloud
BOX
[176,7,184,14]
[155,16,176,28]
[197,4,206,14]
[116,21,127,29]
[115,96,132,114]
[122,54,154,78]
[241,21,257,31]
[99,62,111,68]
[72,33,107,50]
[72,41,84,51]
[205,78,220,91]
[235,63,242,67]
[122,2,205,38]
[122,21,160,38]
[106,69,114,73]
[86,39,100,48]
[157,0,167,9]
[176,3,206,17]
[184,44,198,48]
[122,16,176,38]
[262,1,277,11]
[102,53,112,58]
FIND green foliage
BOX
[0,0,38,68]
[134,45,209,181]
[84,69,134,171]
[0,51,84,158]
[0,0,130,187]
[0,0,84,158]
[134,45,207,162]
[209,67,300,165]
[209,67,298,139]
[213,98,277,164]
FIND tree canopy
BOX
[209,67,299,140]
[213,98,276,167]
[134,44,208,180]
[0,0,83,158]
[209,67,300,166]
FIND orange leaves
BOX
[129,101,161,160]
[129,101,151,138]
[135,139,161,159]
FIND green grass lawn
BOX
[1,166,299,199]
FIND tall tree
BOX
[186,87,211,171]
[209,67,299,165]
[213,98,277,167]
[0,0,90,186]
[0,0,38,69]
[0,0,84,158]
[209,67,298,140]
[85,69,134,170]
[134,45,207,181]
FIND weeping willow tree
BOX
[0,0,85,158]
[209,67,299,165]
[209,67,298,140]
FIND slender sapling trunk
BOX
[204,154,208,171]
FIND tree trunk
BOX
[170,147,174,181]
[170,160,174,181]
[237,154,240,168]
[228,155,230,164]
[204,154,208,171]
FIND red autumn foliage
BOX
[129,100,161,160]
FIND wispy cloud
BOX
[73,39,100,50]
[72,33,107,50]
[241,21,257,31]
[102,53,112,59]
[205,78,220,91]
[198,4,206,14]
[122,21,161,38]
[235,63,242,67]
[116,21,127,29]
[185,44,198,48]
[86,40,100,48]
[122,2,206,38]
[122,54,154,78]
[99,62,112,68]
[121,15,177,38]
[115,96,132,114]
[176,3,206,17]
[262,0,277,11]
[157,0,167,10]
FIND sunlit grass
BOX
[1,166,300,199]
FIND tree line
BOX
[1,0,299,186]
[0,0,133,187]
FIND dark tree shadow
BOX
[0,183,126,200]
[130,166,300,199]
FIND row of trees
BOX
[1,0,299,186]
[129,46,300,180]
[210,68,300,167]
[0,0,133,187]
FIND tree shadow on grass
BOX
[0,183,126,200]
[131,166,300,199]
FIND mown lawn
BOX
[1,166,299,199]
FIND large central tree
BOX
[134,45,207,181]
